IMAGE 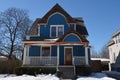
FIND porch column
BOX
[85,46,89,65]
[23,45,27,65]
[57,44,59,71]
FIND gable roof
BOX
[28,18,41,35]
[56,29,89,43]
[27,4,88,36]
[107,40,115,46]
[112,29,120,37]
[38,4,76,23]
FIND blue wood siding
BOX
[39,13,73,38]
[59,46,64,65]
[51,46,57,56]
[40,25,49,38]
[29,46,40,56]
[73,45,85,56]
[88,48,91,65]
[63,34,80,42]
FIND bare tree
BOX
[91,46,100,58]
[99,45,109,58]
[0,8,32,59]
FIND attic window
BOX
[50,25,64,37]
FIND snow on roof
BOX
[44,38,59,42]
[91,58,110,62]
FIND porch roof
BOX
[23,41,86,45]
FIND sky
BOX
[0,0,120,52]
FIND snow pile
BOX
[0,74,16,78]
[0,74,59,80]
[77,73,116,80]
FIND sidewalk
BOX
[104,71,120,80]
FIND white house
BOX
[107,29,120,64]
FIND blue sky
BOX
[0,0,120,52]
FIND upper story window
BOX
[50,25,64,37]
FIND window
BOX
[51,27,56,37]
[58,27,63,37]
[41,46,50,56]
[50,25,64,37]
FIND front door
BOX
[65,47,72,65]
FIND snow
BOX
[0,73,116,80]
[0,74,59,80]
[91,58,110,62]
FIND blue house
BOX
[23,4,91,69]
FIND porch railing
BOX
[24,56,85,66]
[73,56,85,65]
[28,57,57,66]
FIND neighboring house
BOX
[22,4,91,70]
[0,56,8,61]
[0,53,8,61]
[107,29,120,64]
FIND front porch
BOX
[23,56,85,66]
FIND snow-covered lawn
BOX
[0,74,59,80]
[0,73,116,80]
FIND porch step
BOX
[58,66,75,79]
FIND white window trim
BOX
[38,26,40,36]
[50,25,64,37]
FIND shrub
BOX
[40,67,56,74]
[75,65,92,76]
[14,67,56,75]
[91,60,102,72]
[0,60,22,74]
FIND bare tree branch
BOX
[0,7,32,59]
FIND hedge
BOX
[14,67,56,75]
[0,60,22,74]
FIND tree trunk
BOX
[8,43,14,59]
